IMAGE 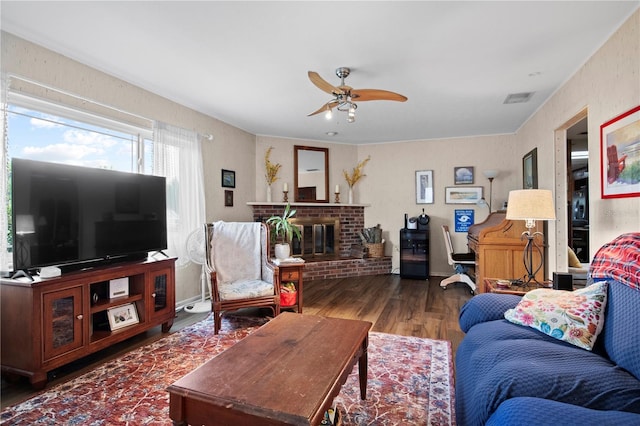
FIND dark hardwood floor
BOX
[1,274,472,410]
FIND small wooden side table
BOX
[485,278,552,296]
[277,262,304,313]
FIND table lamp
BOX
[506,189,556,285]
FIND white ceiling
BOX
[1,1,638,144]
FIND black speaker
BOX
[553,272,573,291]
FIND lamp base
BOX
[521,230,544,286]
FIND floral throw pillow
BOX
[504,281,608,350]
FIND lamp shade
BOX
[15,214,35,235]
[506,189,556,221]
[483,170,499,179]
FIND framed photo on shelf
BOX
[107,303,139,331]
[415,170,434,204]
[522,148,538,189]
[454,166,474,185]
[221,169,236,188]
[600,105,640,199]
[224,190,234,207]
[445,186,483,204]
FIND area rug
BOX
[1,314,455,425]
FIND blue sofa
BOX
[455,233,640,425]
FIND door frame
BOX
[553,108,588,272]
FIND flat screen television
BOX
[11,158,167,275]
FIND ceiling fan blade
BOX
[351,89,408,102]
[307,100,339,117]
[308,71,343,96]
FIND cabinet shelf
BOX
[90,294,143,314]
[1,257,176,389]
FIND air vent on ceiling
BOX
[503,92,535,104]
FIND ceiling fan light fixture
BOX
[307,67,405,122]
[347,103,356,122]
[325,107,333,120]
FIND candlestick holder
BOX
[334,192,340,203]
[283,190,289,203]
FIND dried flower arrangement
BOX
[264,146,281,185]
[343,155,371,188]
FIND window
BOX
[2,94,154,270]
[2,80,205,277]
[6,102,152,174]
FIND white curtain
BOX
[154,122,205,268]
[1,75,9,271]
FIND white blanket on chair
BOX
[211,221,262,284]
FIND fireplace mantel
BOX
[247,202,370,207]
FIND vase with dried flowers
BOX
[343,155,371,204]
[264,146,281,202]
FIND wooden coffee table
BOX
[167,312,372,426]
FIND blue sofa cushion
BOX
[589,233,640,380]
[455,318,640,426]
[458,293,521,332]
[486,397,640,426]
[601,279,640,380]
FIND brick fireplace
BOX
[249,203,391,280]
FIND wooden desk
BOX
[468,212,544,293]
[167,312,372,426]
[485,278,552,296]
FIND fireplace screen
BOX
[290,218,339,258]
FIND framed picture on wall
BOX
[522,148,538,189]
[600,105,640,199]
[416,170,434,204]
[454,166,474,184]
[221,169,235,188]
[224,190,234,207]
[445,186,483,204]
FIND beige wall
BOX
[255,137,357,202]
[514,9,640,270]
[2,7,638,298]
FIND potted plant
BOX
[266,203,302,259]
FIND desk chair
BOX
[440,225,477,294]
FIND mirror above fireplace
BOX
[294,145,329,203]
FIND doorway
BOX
[567,117,590,262]
[553,108,588,272]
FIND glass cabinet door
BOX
[148,267,174,323]
[43,286,84,361]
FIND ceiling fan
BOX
[307,67,407,123]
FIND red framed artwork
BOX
[600,105,640,199]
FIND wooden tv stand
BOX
[1,257,176,389]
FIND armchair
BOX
[205,221,280,334]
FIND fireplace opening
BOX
[290,217,340,259]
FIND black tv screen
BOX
[11,158,167,272]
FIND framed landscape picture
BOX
[600,105,640,199]
[445,186,483,204]
[221,169,235,188]
[454,166,474,185]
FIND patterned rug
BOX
[1,314,455,425]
